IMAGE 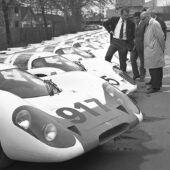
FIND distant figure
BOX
[103,7,135,72]
[141,11,165,94]
[130,11,146,81]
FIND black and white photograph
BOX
[0,0,170,170]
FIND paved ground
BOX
[6,33,170,170]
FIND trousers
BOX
[130,44,146,78]
[105,38,128,72]
[149,67,163,89]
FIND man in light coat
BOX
[140,11,165,94]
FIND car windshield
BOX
[78,42,100,50]
[0,68,50,98]
[43,46,56,53]
[13,54,33,70]
[58,47,74,54]
[56,47,93,58]
[0,55,8,63]
[32,55,83,71]
[73,48,93,58]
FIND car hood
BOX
[81,58,122,79]
[25,83,124,131]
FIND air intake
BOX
[99,123,129,145]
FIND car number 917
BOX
[56,98,111,123]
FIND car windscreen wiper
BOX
[74,61,87,71]
[44,79,62,96]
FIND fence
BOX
[0,27,7,50]
[0,21,75,50]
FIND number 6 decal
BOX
[101,76,120,85]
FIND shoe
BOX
[146,86,152,90]
[146,88,160,94]
[145,81,152,85]
[140,77,145,82]
[133,75,140,80]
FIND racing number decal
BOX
[101,76,120,85]
[57,107,86,123]
[56,98,111,123]
[84,98,110,112]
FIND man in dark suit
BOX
[103,8,135,72]
[130,12,146,81]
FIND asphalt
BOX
[6,32,170,170]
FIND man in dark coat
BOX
[130,12,146,81]
[103,8,135,72]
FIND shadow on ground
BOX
[7,126,161,170]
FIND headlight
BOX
[15,110,31,130]
[103,82,140,115]
[44,123,57,141]
[13,106,76,148]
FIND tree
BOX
[0,0,12,47]
[18,0,53,39]
[52,0,115,31]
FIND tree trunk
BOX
[2,0,12,47]
[63,8,70,33]
[41,8,49,39]
[39,0,49,39]
[71,7,82,31]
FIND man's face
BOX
[134,16,140,24]
[121,11,129,20]
[141,15,149,24]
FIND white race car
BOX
[3,52,137,95]
[0,64,142,168]
[4,52,85,76]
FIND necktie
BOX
[119,20,124,39]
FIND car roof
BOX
[15,51,52,56]
[0,63,17,70]
[13,52,62,62]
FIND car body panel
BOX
[0,65,142,163]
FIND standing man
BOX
[103,8,135,72]
[130,12,146,81]
[140,11,165,94]
[152,13,167,40]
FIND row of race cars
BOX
[0,26,142,169]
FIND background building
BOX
[144,0,170,20]
[106,0,144,18]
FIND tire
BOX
[0,144,13,170]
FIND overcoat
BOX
[144,18,165,69]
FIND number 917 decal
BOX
[56,98,110,124]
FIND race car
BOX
[0,64,142,168]
[72,40,132,73]
[54,37,132,73]
[52,47,136,94]
[2,52,137,95]
[3,52,86,76]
